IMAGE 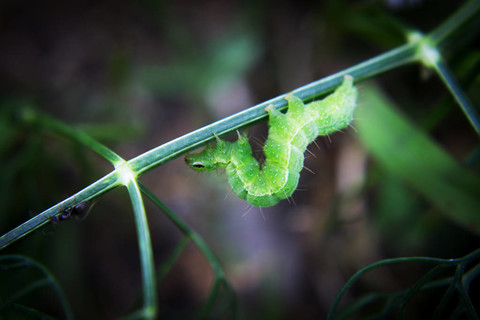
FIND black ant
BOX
[50,201,92,224]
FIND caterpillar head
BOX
[185,147,217,171]
[185,137,231,171]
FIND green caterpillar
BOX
[185,76,358,207]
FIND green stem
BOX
[139,183,235,318]
[125,179,158,319]
[157,236,190,284]
[0,255,73,319]
[433,59,480,137]
[428,0,480,48]
[139,183,226,279]
[327,248,480,320]
[21,107,125,165]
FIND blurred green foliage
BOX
[358,84,480,235]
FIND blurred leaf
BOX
[357,84,480,234]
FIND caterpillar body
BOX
[185,75,358,207]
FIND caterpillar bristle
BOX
[259,207,266,220]
[303,166,315,175]
[305,147,316,158]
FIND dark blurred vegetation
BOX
[0,0,479,319]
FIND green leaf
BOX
[357,84,480,234]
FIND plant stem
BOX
[125,178,158,319]
[428,0,480,48]
[433,59,480,136]
[21,107,125,165]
